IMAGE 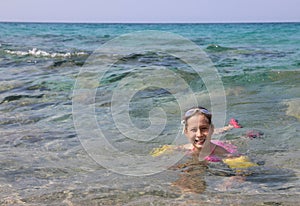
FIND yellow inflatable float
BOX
[223,155,258,169]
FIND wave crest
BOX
[4,48,88,58]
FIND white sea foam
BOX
[5,48,87,58]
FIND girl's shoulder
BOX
[211,140,238,154]
[180,143,194,150]
[206,140,238,162]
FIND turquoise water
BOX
[0,22,299,205]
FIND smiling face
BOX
[184,114,214,150]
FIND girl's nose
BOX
[196,129,203,137]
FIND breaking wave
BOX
[4,48,88,58]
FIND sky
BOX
[0,0,299,23]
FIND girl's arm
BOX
[213,118,242,134]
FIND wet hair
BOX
[182,106,212,129]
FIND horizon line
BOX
[0,20,299,24]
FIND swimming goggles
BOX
[184,107,211,118]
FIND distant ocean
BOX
[0,22,299,205]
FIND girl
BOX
[150,107,241,160]
[181,106,238,162]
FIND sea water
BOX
[0,22,299,205]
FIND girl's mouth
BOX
[194,138,205,145]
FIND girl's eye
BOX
[201,128,209,132]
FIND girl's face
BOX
[184,114,214,150]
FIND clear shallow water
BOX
[0,22,299,205]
